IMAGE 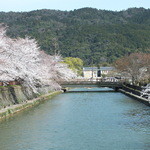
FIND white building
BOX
[83,67,100,78]
[83,67,115,78]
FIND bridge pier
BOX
[61,88,67,92]
[114,87,120,92]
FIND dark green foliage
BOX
[0,7,150,65]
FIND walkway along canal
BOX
[0,87,149,150]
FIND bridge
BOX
[60,80,123,92]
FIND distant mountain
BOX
[0,7,150,65]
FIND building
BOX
[83,67,115,78]
[83,67,100,78]
[100,67,115,76]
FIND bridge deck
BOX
[65,90,117,93]
[60,81,123,88]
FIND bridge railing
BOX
[58,77,125,84]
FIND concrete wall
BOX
[120,84,150,106]
[0,89,62,120]
[0,85,54,109]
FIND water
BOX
[0,88,149,150]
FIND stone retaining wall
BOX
[0,90,62,120]
[120,85,150,106]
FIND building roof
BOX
[83,67,100,71]
[83,67,115,71]
[100,67,115,71]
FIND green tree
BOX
[63,57,83,76]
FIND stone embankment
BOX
[120,84,150,106]
[0,85,62,120]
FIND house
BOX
[83,67,115,78]
[83,67,101,78]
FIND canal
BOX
[0,88,149,150]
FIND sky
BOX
[0,0,150,12]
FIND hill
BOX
[0,7,150,65]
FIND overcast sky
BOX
[0,0,149,12]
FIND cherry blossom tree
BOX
[0,24,76,94]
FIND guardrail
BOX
[122,84,150,100]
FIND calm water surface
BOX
[0,88,149,150]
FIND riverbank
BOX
[0,90,62,121]
[119,84,150,106]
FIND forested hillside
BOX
[0,7,150,65]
